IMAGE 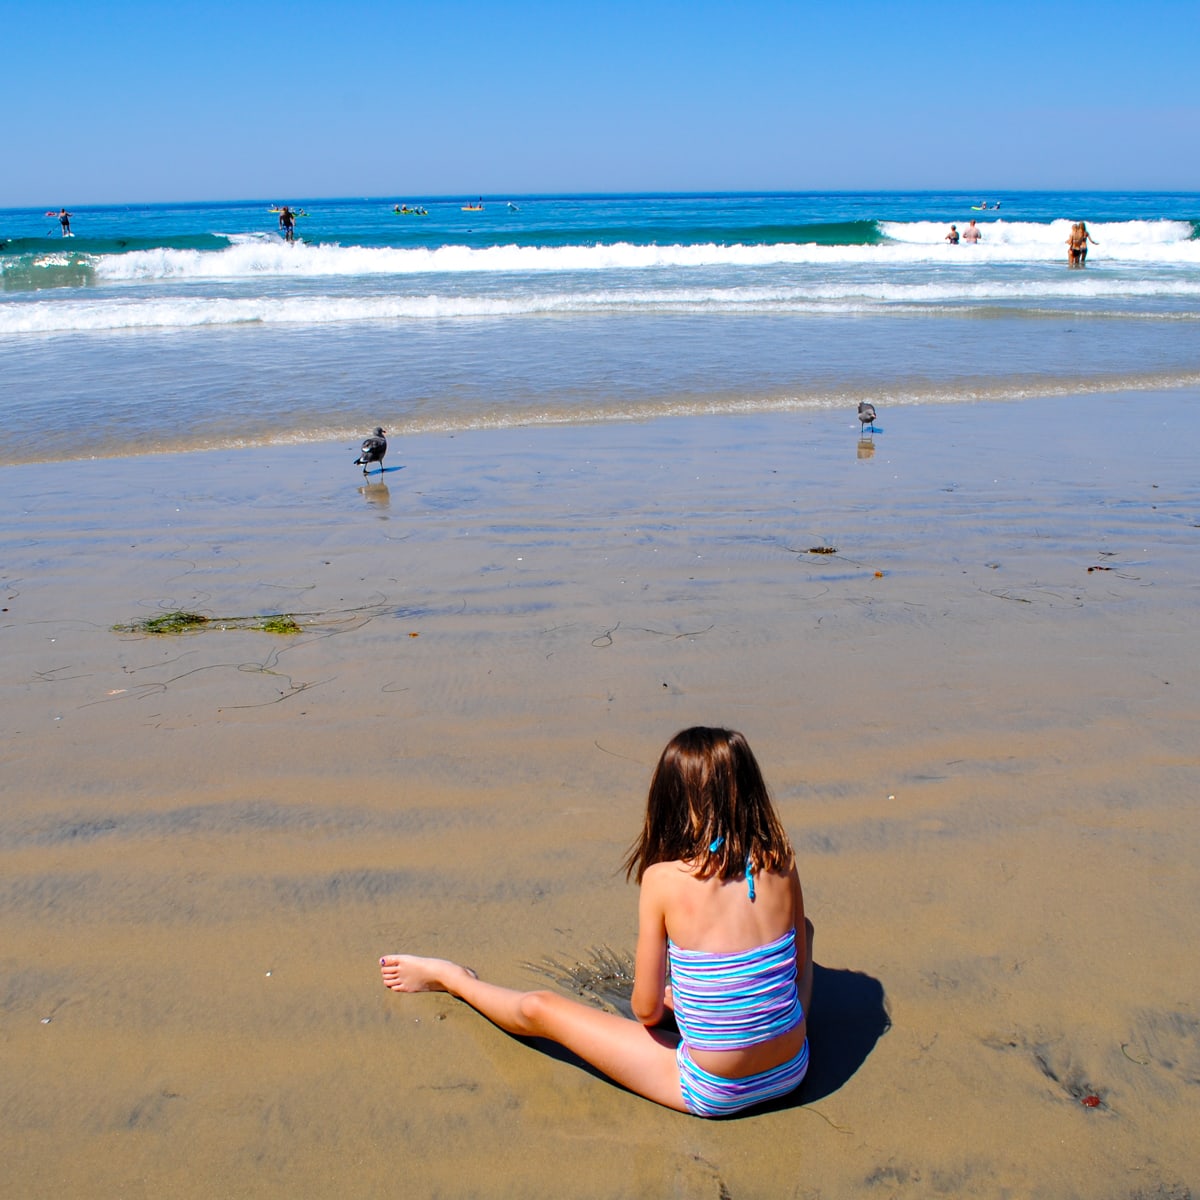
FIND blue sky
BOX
[4,0,1197,205]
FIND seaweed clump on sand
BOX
[113,610,303,636]
[258,614,302,635]
[122,610,210,635]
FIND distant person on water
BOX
[1067,221,1097,267]
[962,219,982,244]
[278,205,296,243]
[1077,222,1098,264]
[58,209,72,236]
[945,224,959,244]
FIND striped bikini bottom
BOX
[676,1037,809,1118]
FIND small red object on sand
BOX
[1081,1094,1101,1107]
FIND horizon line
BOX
[4,187,1199,214]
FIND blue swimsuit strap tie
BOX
[708,837,755,899]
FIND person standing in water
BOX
[379,726,814,1117]
[58,208,72,236]
[945,224,960,244]
[278,205,296,243]
[962,219,982,244]
[1068,221,1098,266]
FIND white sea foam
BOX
[5,274,1200,334]
[75,220,1199,285]
[880,218,1194,250]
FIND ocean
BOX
[1,191,1197,465]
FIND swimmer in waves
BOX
[1067,221,1098,267]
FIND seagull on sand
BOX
[857,402,877,433]
[353,427,387,475]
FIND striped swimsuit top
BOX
[667,927,803,1053]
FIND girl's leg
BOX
[380,954,688,1112]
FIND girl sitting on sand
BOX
[380,726,814,1117]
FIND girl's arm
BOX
[791,864,816,1020]
[630,870,670,1026]
[790,863,808,981]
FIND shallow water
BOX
[2,191,1198,464]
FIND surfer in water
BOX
[58,209,72,236]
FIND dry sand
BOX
[2,392,1198,1199]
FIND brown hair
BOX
[623,727,792,884]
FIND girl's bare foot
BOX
[379,954,477,994]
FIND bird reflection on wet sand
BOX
[359,480,390,509]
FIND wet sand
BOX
[2,392,1198,1199]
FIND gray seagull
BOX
[353,427,388,475]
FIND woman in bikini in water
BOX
[380,726,814,1116]
[1068,221,1098,267]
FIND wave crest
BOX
[65,220,1200,284]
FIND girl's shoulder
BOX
[642,859,690,885]
[641,859,707,899]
